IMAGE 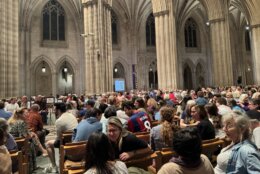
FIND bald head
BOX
[31,104,40,112]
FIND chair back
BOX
[125,152,157,170]
[61,130,74,145]
[136,133,150,144]
[60,142,87,174]
[10,151,28,174]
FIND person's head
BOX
[172,127,202,161]
[222,111,250,143]
[190,105,208,121]
[107,116,128,143]
[216,97,227,106]
[160,106,175,123]
[99,103,108,113]
[104,106,117,119]
[85,132,115,173]
[134,97,145,109]
[10,98,16,104]
[197,91,204,98]
[0,101,4,109]
[86,100,95,109]
[0,118,8,145]
[121,101,135,116]
[85,108,97,119]
[54,102,67,117]
[7,108,26,125]
[248,99,260,110]
[185,100,196,115]
[21,96,28,103]
[239,94,249,104]
[30,104,40,112]
[212,115,222,129]
[205,103,218,117]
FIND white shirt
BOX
[252,127,260,149]
[55,112,78,140]
[214,144,234,174]
[5,103,19,113]
[84,161,128,174]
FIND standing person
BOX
[44,102,78,173]
[214,111,260,174]
[107,117,151,161]
[84,132,128,174]
[158,127,214,174]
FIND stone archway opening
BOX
[57,61,74,95]
[35,61,52,96]
[183,64,193,90]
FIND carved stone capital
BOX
[153,10,169,17]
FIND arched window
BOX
[245,30,251,51]
[111,10,118,45]
[146,13,155,46]
[184,18,197,47]
[42,0,65,41]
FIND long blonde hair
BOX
[107,117,128,151]
[160,107,177,147]
[7,108,26,125]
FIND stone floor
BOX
[33,113,59,174]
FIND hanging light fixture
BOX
[114,67,118,73]
[42,61,46,73]
[64,61,68,73]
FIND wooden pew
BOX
[61,130,74,145]
[60,141,87,174]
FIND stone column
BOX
[82,0,113,95]
[152,0,178,90]
[0,0,19,98]
[209,18,233,86]
[251,24,260,85]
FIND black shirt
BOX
[197,119,215,140]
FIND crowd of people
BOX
[0,85,260,173]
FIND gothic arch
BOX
[30,55,56,73]
[56,56,77,74]
[113,57,130,90]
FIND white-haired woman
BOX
[214,111,260,174]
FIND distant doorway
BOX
[183,64,193,89]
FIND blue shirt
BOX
[226,140,260,174]
[72,117,102,142]
[0,109,12,120]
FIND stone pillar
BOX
[0,0,19,98]
[251,24,260,85]
[152,0,178,90]
[82,0,113,95]
[52,72,57,97]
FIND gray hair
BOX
[222,111,250,141]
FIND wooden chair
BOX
[14,137,30,172]
[10,150,29,174]
[151,120,160,128]
[60,142,87,174]
[61,130,74,145]
[125,152,157,170]
[202,138,224,165]
[136,133,150,144]
[148,148,175,174]
[202,137,219,144]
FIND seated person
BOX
[158,127,214,174]
[84,132,128,174]
[0,118,17,151]
[0,127,12,174]
[107,117,151,161]
[72,108,102,142]
[151,106,179,151]
[27,104,47,146]
[190,105,215,140]
[44,103,78,173]
[122,101,151,133]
